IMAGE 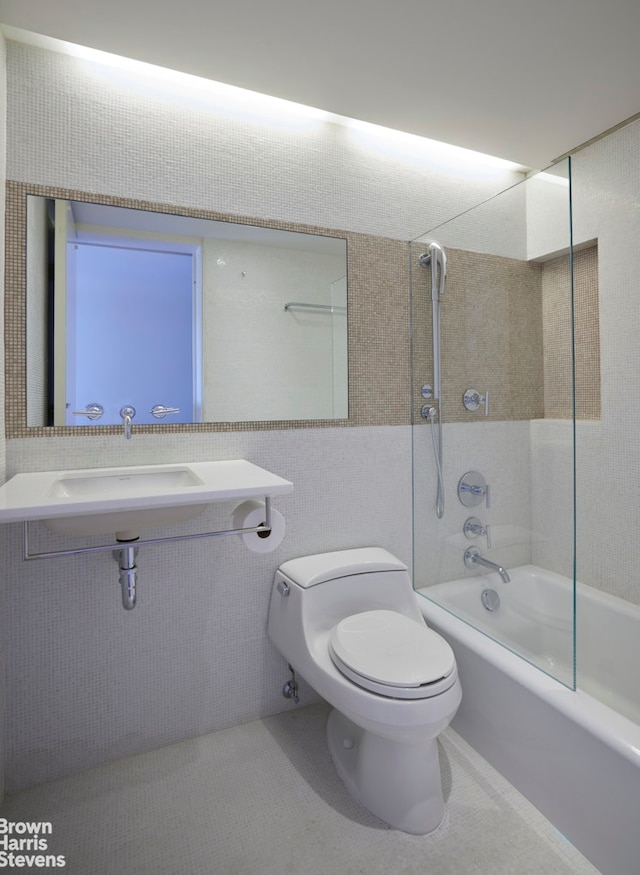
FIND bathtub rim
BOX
[416,585,640,770]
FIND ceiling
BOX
[1,0,639,169]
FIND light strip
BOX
[530,171,570,186]
[344,117,525,172]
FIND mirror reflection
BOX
[25,196,348,427]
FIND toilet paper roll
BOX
[232,500,286,553]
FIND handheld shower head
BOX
[419,242,447,301]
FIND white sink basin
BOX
[50,467,203,499]
[0,460,293,539]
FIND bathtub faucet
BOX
[464,547,510,583]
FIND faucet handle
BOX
[463,388,489,416]
[463,516,492,549]
[72,403,104,420]
[458,471,490,509]
[150,404,180,419]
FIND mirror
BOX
[22,191,348,428]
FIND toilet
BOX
[267,547,461,834]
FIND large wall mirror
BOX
[7,183,349,436]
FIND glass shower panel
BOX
[410,159,576,688]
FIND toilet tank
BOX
[269,548,423,651]
[278,547,408,590]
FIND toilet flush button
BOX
[343,738,355,750]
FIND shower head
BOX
[419,241,447,301]
[418,241,445,267]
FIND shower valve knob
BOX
[464,517,492,549]
[421,405,438,420]
[463,389,489,416]
[458,471,491,509]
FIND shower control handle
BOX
[463,516,492,549]
[463,388,489,416]
[458,471,491,509]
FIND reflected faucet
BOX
[464,547,510,583]
[119,405,136,440]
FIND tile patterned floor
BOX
[0,703,599,874]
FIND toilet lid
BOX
[329,610,455,690]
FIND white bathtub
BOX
[417,565,640,875]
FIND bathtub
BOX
[416,565,640,875]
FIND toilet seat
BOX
[329,610,457,700]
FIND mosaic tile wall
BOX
[409,244,598,589]
[411,245,544,425]
[2,34,629,800]
[531,119,640,603]
[1,39,525,790]
[542,245,600,420]
[410,241,599,427]
[0,35,7,802]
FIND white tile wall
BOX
[5,426,413,790]
[0,34,8,803]
[5,42,523,242]
[2,39,525,789]
[531,120,640,604]
[201,239,346,420]
[5,34,638,796]
[412,421,533,588]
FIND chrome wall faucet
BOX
[464,546,510,583]
[119,405,136,439]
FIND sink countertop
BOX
[0,460,293,525]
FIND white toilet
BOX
[267,547,461,834]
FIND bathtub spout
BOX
[464,547,510,583]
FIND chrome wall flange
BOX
[282,664,300,704]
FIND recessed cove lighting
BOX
[3,25,528,169]
[531,171,570,186]
[1,26,332,130]
[344,117,526,175]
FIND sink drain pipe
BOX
[113,541,139,610]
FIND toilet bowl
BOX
[267,547,462,834]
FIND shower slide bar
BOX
[284,301,346,314]
[419,242,447,519]
[22,496,273,561]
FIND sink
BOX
[43,465,209,537]
[50,467,204,499]
[0,460,293,539]
[43,500,210,539]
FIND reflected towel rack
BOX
[284,301,346,314]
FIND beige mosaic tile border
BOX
[411,245,545,424]
[410,243,600,424]
[5,181,411,438]
[542,245,600,420]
